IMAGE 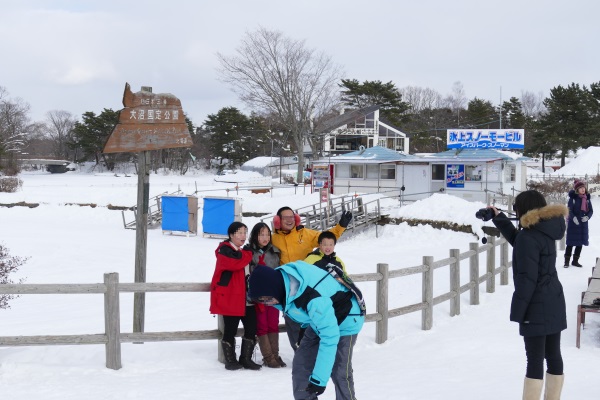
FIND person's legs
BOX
[239,305,261,370]
[285,314,302,351]
[292,327,319,399]
[256,306,268,337]
[222,315,241,345]
[564,245,573,267]
[221,315,243,370]
[241,305,257,339]
[544,332,563,375]
[572,245,583,267]
[523,335,545,379]
[331,334,358,400]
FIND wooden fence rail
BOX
[0,237,511,370]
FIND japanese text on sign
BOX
[446,129,524,149]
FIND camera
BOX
[475,207,495,221]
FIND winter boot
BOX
[221,340,242,371]
[239,337,262,370]
[543,373,564,400]
[268,332,286,367]
[257,334,280,368]
[571,256,583,268]
[563,255,570,268]
[523,377,543,400]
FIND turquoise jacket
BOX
[274,261,364,386]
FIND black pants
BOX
[523,332,563,379]
[222,305,257,345]
[565,245,582,258]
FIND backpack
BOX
[293,263,366,325]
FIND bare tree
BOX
[0,87,31,172]
[520,90,546,118]
[446,81,467,125]
[44,110,77,160]
[217,27,342,181]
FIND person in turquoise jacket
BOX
[248,261,364,400]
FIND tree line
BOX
[1,27,599,177]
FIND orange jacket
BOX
[271,224,345,265]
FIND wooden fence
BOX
[0,236,511,370]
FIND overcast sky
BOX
[1,0,598,127]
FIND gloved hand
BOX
[306,382,326,397]
[338,210,353,228]
[581,216,589,222]
[573,216,579,225]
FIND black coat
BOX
[566,189,593,246]
[493,204,568,337]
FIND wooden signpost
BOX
[103,83,193,339]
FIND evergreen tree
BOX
[501,97,527,129]
[463,98,497,128]
[203,107,268,170]
[70,108,120,169]
[339,79,410,127]
[538,83,595,166]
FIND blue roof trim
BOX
[335,146,419,161]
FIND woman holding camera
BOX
[490,190,568,400]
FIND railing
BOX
[0,236,511,370]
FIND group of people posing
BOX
[209,206,360,399]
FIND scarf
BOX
[579,193,588,213]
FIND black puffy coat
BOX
[493,204,568,337]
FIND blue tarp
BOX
[162,196,189,232]
[202,198,235,235]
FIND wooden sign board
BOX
[103,83,193,153]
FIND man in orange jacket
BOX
[271,206,352,350]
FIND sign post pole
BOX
[133,150,150,339]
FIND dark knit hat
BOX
[248,266,285,304]
[574,179,586,191]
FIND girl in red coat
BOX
[210,221,261,371]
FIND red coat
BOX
[209,240,253,316]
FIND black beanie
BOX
[248,266,285,304]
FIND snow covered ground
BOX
[0,166,599,399]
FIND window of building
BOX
[465,165,483,181]
[504,164,516,182]
[350,164,364,178]
[432,164,445,180]
[335,164,349,178]
[380,164,396,180]
[366,164,379,179]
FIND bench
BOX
[576,258,600,348]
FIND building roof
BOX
[314,146,421,164]
[315,105,380,134]
[424,148,529,162]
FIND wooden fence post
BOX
[469,242,480,305]
[450,249,461,317]
[486,236,496,293]
[422,256,433,330]
[104,273,122,370]
[376,263,389,344]
[500,240,509,285]
[217,315,224,363]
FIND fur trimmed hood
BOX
[520,204,569,229]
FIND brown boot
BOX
[257,335,280,368]
[268,332,286,367]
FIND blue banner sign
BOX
[447,129,524,149]
[446,164,465,188]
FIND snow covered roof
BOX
[553,146,600,176]
[241,156,278,168]
[313,146,422,164]
[423,148,529,162]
